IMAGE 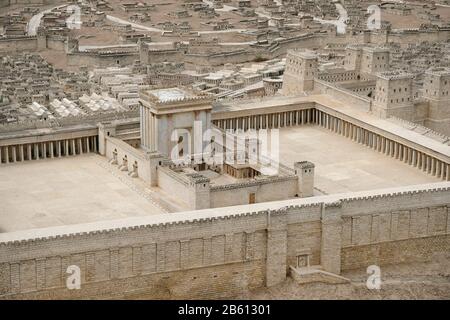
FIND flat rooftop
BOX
[146,87,191,102]
[0,154,165,232]
[180,167,240,186]
[279,126,440,194]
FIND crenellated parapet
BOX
[0,182,449,298]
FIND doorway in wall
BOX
[249,193,256,204]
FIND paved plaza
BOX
[0,154,164,232]
[279,126,440,194]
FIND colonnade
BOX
[213,108,450,181]
[213,108,314,130]
[0,136,98,164]
[315,109,449,181]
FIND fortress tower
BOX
[344,45,390,77]
[139,88,213,158]
[360,47,390,76]
[282,49,318,95]
[294,161,315,197]
[422,67,450,135]
[344,45,363,71]
[373,71,414,120]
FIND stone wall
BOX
[103,135,152,182]
[8,0,59,5]
[0,182,449,299]
[314,79,372,111]
[368,29,450,47]
[210,177,298,208]
[67,52,139,69]
[0,37,38,53]
[157,166,191,206]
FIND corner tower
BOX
[373,71,414,120]
[422,67,450,135]
[282,49,318,95]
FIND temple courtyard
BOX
[278,126,440,195]
[0,154,165,232]
[0,125,441,232]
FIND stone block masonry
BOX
[0,182,449,299]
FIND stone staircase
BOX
[290,265,350,285]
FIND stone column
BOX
[33,144,39,160]
[5,146,9,163]
[321,201,343,275]
[436,160,441,178]
[57,141,61,157]
[50,142,54,158]
[42,143,47,159]
[86,137,90,153]
[20,145,24,161]
[11,146,16,162]
[93,136,97,152]
[71,139,76,155]
[27,144,32,161]
[0,146,2,164]
[418,152,423,169]
[78,138,83,154]
[65,140,69,156]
